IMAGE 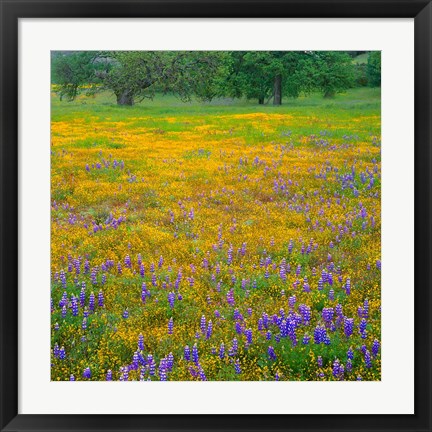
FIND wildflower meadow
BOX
[51,51,381,381]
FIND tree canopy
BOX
[52,50,376,106]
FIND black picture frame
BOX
[1,1,431,431]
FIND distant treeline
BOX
[51,51,381,106]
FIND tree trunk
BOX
[116,90,134,106]
[258,97,264,105]
[273,74,282,105]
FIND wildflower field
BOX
[51,87,381,381]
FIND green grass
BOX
[52,87,380,121]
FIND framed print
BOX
[1,0,431,431]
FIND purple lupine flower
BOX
[317,356,323,367]
[299,304,311,325]
[288,295,296,309]
[245,328,253,344]
[53,343,60,358]
[347,347,354,360]
[168,317,174,335]
[233,308,242,320]
[101,274,106,285]
[344,318,354,338]
[80,286,86,308]
[364,350,372,368]
[124,255,132,268]
[206,321,213,340]
[226,289,235,306]
[167,352,174,371]
[83,367,91,379]
[129,351,139,370]
[138,333,144,351]
[140,264,145,278]
[58,346,66,360]
[376,259,381,270]
[318,278,323,291]
[359,318,367,333]
[71,296,78,316]
[106,370,113,381]
[148,354,156,376]
[61,305,67,319]
[234,359,241,374]
[344,278,351,296]
[122,309,129,319]
[372,339,380,357]
[332,359,341,378]
[159,359,168,381]
[198,365,207,381]
[90,268,97,285]
[328,289,335,301]
[235,321,243,335]
[314,324,327,344]
[120,366,129,381]
[302,334,311,345]
[219,342,225,359]
[192,344,199,364]
[98,290,104,308]
[81,317,87,330]
[199,315,207,334]
[168,292,175,309]
[268,346,277,361]
[227,244,233,265]
[266,330,272,340]
[70,374,75,381]
[158,255,164,268]
[363,299,369,319]
[59,270,67,289]
[184,345,191,361]
[89,292,95,312]
[258,318,264,331]
[288,239,293,253]
[231,338,238,355]
[322,307,334,325]
[59,291,68,308]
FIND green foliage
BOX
[51,51,103,101]
[354,63,368,87]
[219,51,310,104]
[51,50,365,107]
[301,51,355,98]
[367,51,381,87]
[52,51,226,105]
